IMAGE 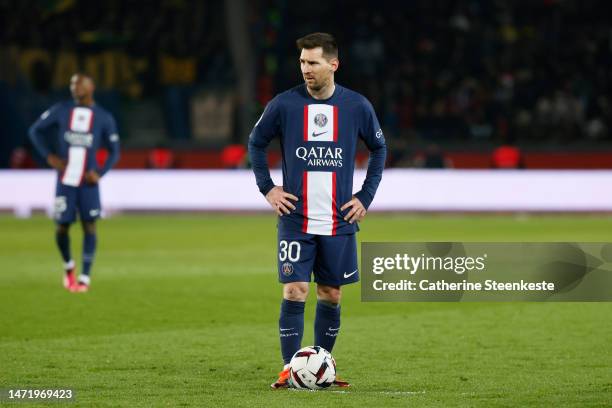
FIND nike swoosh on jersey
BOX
[328,327,340,331]
[311,131,327,137]
[279,328,294,331]
[343,269,358,279]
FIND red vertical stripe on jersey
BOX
[303,105,308,141]
[333,106,338,142]
[331,172,337,235]
[302,171,308,233]
[68,108,75,130]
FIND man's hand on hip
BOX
[47,154,66,171]
[265,186,298,216]
[84,170,100,185]
[341,196,366,224]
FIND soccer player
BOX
[29,73,120,292]
[248,33,386,388]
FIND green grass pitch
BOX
[0,214,611,407]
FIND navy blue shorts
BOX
[277,230,359,287]
[54,182,101,224]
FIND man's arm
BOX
[28,105,62,169]
[98,115,120,176]
[85,114,120,185]
[342,99,387,223]
[354,100,387,209]
[247,99,279,196]
[247,97,298,215]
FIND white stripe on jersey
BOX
[305,104,336,142]
[62,107,93,186]
[69,107,93,132]
[62,146,87,186]
[304,171,335,235]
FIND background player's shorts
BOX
[54,182,101,224]
[277,230,359,286]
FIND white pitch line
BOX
[329,390,426,395]
[378,391,426,395]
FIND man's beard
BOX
[305,78,324,91]
[307,83,322,91]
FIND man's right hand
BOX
[47,154,66,171]
[265,186,298,216]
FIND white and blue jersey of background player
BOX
[249,83,386,286]
[29,101,120,224]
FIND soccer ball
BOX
[288,346,336,390]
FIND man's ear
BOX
[330,58,339,72]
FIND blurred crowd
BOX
[0,0,232,96]
[0,0,232,163]
[257,0,612,153]
[1,0,611,168]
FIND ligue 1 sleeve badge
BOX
[282,262,294,276]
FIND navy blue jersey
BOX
[29,101,120,186]
[248,84,386,236]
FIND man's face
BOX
[299,47,338,92]
[70,74,94,100]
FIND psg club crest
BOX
[282,262,294,276]
[314,113,328,128]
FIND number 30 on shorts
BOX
[279,240,301,262]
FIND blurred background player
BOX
[248,33,386,388]
[28,73,120,292]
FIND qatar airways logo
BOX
[295,146,343,167]
[64,131,93,147]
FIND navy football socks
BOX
[279,299,305,364]
[82,232,97,281]
[55,230,72,265]
[314,300,341,353]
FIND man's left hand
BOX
[84,170,100,185]
[340,196,366,224]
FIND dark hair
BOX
[296,32,338,59]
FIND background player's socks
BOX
[55,230,71,263]
[314,300,341,353]
[63,259,75,272]
[279,299,305,364]
[82,232,97,280]
[62,259,76,289]
[78,274,91,286]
